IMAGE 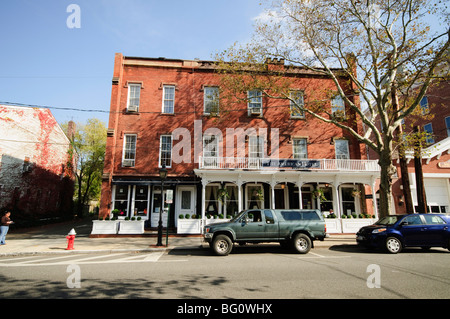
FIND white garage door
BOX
[424,178,449,213]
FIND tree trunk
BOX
[378,147,396,218]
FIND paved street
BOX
[0,243,448,300]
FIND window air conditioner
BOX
[122,159,134,167]
[127,105,138,113]
[250,107,261,115]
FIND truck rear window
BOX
[280,210,320,221]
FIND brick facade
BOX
[100,53,380,232]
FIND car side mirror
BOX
[399,221,408,227]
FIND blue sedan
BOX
[356,214,450,253]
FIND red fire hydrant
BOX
[66,228,76,250]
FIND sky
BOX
[0,0,264,126]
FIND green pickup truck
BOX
[204,209,326,256]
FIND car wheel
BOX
[212,234,233,256]
[292,233,311,254]
[386,237,402,254]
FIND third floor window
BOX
[127,84,141,112]
[162,85,175,114]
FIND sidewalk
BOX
[0,219,357,256]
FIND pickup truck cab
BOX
[204,209,326,256]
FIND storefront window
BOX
[341,187,356,216]
[225,185,239,218]
[205,185,219,215]
[247,185,264,209]
[134,185,149,217]
[319,187,333,212]
[114,185,129,216]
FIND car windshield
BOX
[375,215,401,226]
[230,211,246,222]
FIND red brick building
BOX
[392,78,450,214]
[99,53,380,233]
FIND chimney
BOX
[265,57,285,72]
[67,121,76,141]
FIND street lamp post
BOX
[157,163,167,246]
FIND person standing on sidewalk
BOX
[0,211,13,245]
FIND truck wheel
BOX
[292,233,311,254]
[212,235,233,256]
[385,237,402,254]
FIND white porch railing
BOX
[199,156,380,172]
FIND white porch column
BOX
[371,179,379,218]
[295,179,303,209]
[201,180,207,219]
[332,183,341,217]
[237,180,243,212]
[270,181,276,209]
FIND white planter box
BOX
[325,219,342,233]
[341,218,375,233]
[118,220,145,234]
[91,220,119,235]
[177,219,202,234]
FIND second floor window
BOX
[424,123,435,144]
[335,139,349,160]
[162,85,175,114]
[203,135,219,158]
[248,90,262,116]
[123,134,137,167]
[204,87,219,114]
[293,138,307,159]
[127,84,141,112]
[159,135,172,167]
[249,136,264,158]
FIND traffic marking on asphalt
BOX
[0,251,186,267]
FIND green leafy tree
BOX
[63,119,106,217]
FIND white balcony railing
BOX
[199,156,380,172]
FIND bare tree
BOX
[216,0,449,217]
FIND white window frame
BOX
[162,85,175,114]
[159,135,172,168]
[249,136,264,159]
[293,138,308,159]
[203,135,219,158]
[127,84,141,112]
[335,139,350,160]
[290,90,305,119]
[204,86,219,115]
[247,90,263,116]
[122,134,137,167]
